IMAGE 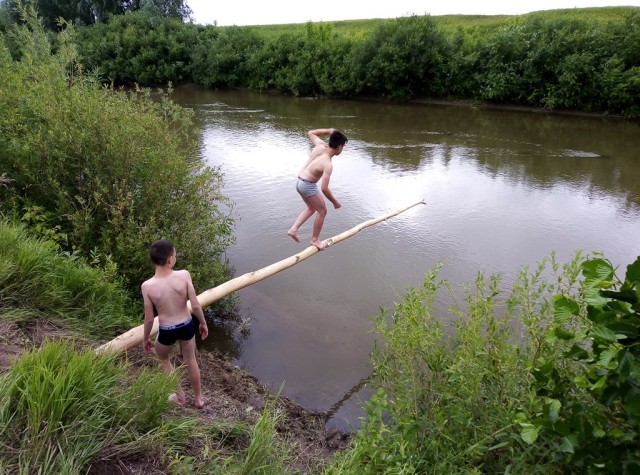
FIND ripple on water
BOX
[561,149,603,159]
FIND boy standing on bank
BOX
[288,128,348,250]
[142,239,208,409]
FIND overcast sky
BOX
[186,1,640,26]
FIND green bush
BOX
[0,11,235,300]
[451,13,640,115]
[325,253,640,473]
[523,256,640,473]
[77,12,199,85]
[326,264,546,474]
[350,15,448,100]
[189,25,263,88]
[68,8,640,116]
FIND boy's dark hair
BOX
[328,129,348,149]
[149,239,175,266]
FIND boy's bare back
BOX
[298,135,334,183]
[141,270,193,327]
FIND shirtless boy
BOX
[142,239,208,409]
[288,128,348,250]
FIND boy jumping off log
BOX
[142,239,208,409]
[288,128,348,250]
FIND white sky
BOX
[186,1,640,26]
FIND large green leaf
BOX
[606,320,640,340]
[582,258,615,282]
[623,391,640,416]
[591,374,608,391]
[600,289,637,304]
[630,358,640,381]
[589,325,618,343]
[555,327,575,340]
[617,350,632,379]
[554,295,580,323]
[625,257,640,286]
[519,424,540,445]
[597,347,619,369]
[564,344,589,360]
[587,306,617,324]
[559,436,575,454]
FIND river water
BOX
[170,86,640,431]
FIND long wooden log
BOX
[96,199,425,354]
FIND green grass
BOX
[0,339,253,474]
[235,7,640,38]
[0,339,172,473]
[0,220,134,340]
[234,384,291,474]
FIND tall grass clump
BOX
[325,254,624,474]
[0,338,251,474]
[209,384,291,475]
[159,390,290,475]
[0,339,176,474]
[0,220,133,339]
[0,6,235,302]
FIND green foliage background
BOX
[69,7,640,117]
[0,11,235,303]
[2,4,640,473]
[0,0,192,29]
[324,254,640,474]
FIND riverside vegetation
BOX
[1,4,640,474]
[0,4,235,314]
[3,218,640,472]
[4,4,634,117]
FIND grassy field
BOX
[238,7,639,38]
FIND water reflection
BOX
[170,86,640,431]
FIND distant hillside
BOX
[235,7,639,37]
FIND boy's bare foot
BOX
[168,393,186,406]
[287,229,300,243]
[310,239,326,251]
[194,396,205,409]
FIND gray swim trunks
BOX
[296,176,319,197]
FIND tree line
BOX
[2,5,639,117]
[0,0,191,28]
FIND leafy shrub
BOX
[0,10,235,301]
[326,263,548,473]
[77,11,199,85]
[452,12,640,116]
[69,8,640,116]
[523,256,640,473]
[350,15,448,100]
[189,25,263,88]
[326,253,640,473]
